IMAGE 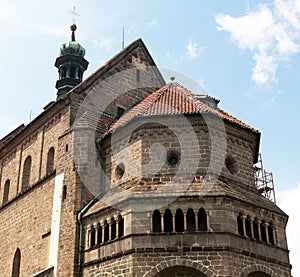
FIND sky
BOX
[0,0,299,275]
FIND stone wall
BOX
[83,249,291,277]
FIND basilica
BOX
[0,24,291,277]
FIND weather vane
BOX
[69,6,80,24]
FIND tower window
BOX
[246,215,252,238]
[198,208,208,231]
[21,156,32,192]
[187,208,196,231]
[97,224,102,245]
[111,218,116,240]
[268,223,275,245]
[163,209,173,232]
[104,221,109,242]
[11,248,21,277]
[237,213,244,236]
[46,147,55,175]
[175,209,184,232]
[261,220,267,242]
[118,216,124,238]
[225,156,238,174]
[2,179,10,205]
[90,226,96,247]
[152,210,161,232]
[253,218,260,240]
[70,66,76,78]
[115,163,125,179]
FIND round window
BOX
[115,163,125,179]
[167,151,180,166]
[225,156,238,174]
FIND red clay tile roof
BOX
[102,82,257,136]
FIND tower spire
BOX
[54,23,89,99]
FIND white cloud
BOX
[148,18,158,28]
[93,38,115,51]
[186,41,201,59]
[277,183,300,277]
[216,0,300,87]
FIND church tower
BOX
[54,24,89,99]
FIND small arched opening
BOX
[111,218,116,240]
[104,220,109,242]
[11,248,21,277]
[152,210,161,233]
[21,156,32,192]
[186,208,196,231]
[2,179,10,205]
[46,147,55,175]
[198,208,208,231]
[118,216,124,238]
[163,209,173,232]
[237,213,244,236]
[175,209,184,232]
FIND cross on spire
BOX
[69,6,80,24]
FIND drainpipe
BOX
[77,138,105,277]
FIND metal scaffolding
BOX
[254,153,276,203]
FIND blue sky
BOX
[0,0,299,275]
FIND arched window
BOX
[261,220,267,242]
[253,218,260,240]
[237,213,244,236]
[46,147,55,175]
[198,208,208,231]
[104,221,109,242]
[268,223,275,245]
[11,248,21,277]
[2,179,10,205]
[70,66,76,78]
[111,218,116,240]
[152,210,161,233]
[175,209,184,232]
[187,208,196,231]
[90,226,96,247]
[21,156,32,192]
[164,209,173,232]
[97,224,102,245]
[61,68,67,79]
[118,216,124,238]
[246,215,252,238]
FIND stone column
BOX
[264,222,269,243]
[93,223,98,245]
[250,218,254,239]
[183,212,187,231]
[272,227,277,245]
[195,211,199,231]
[172,213,176,233]
[86,224,92,249]
[161,212,164,232]
[148,212,153,233]
[206,211,210,231]
[107,218,112,241]
[115,216,120,238]
[257,220,262,241]
[241,215,247,236]
[101,221,105,243]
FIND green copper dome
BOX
[59,24,86,57]
[59,41,86,57]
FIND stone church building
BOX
[0,24,292,277]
